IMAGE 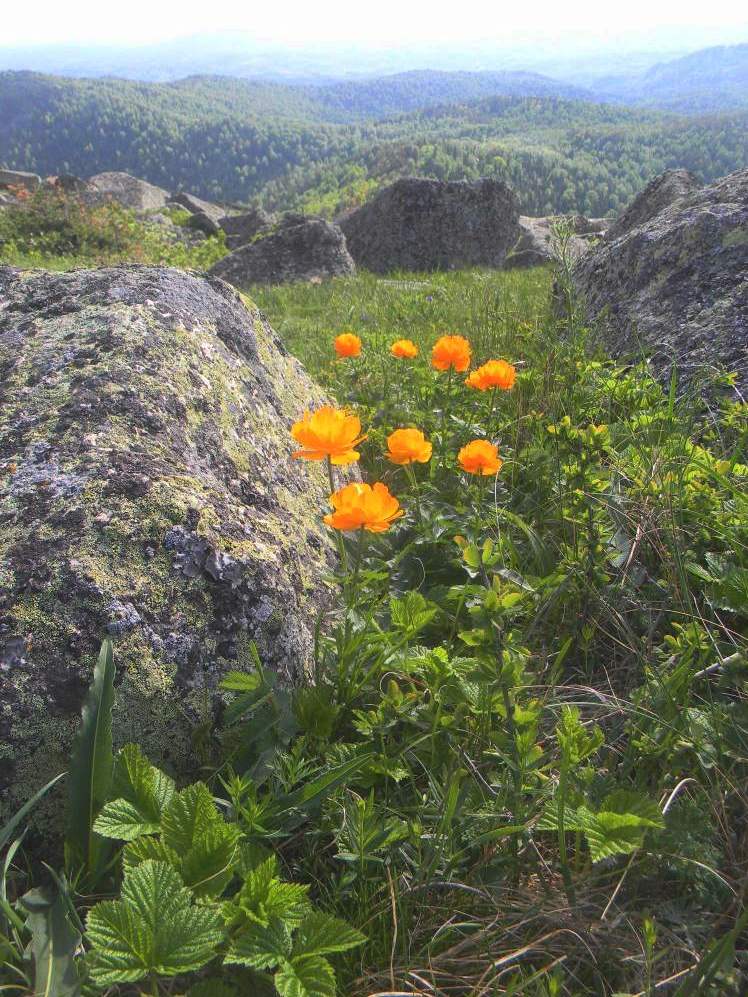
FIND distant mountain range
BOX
[2,67,746,221]
[597,43,748,112]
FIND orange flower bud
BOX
[324,482,404,533]
[291,406,367,465]
[334,332,362,357]
[386,428,432,465]
[465,359,517,391]
[390,338,419,359]
[431,334,471,373]
[458,440,503,476]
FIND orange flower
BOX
[334,332,362,358]
[431,335,471,373]
[391,338,419,359]
[291,406,366,465]
[465,359,517,391]
[458,440,503,476]
[386,428,432,465]
[324,482,404,533]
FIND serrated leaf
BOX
[182,823,242,899]
[576,791,664,863]
[93,799,161,841]
[294,912,366,957]
[122,836,180,873]
[162,783,223,854]
[275,954,336,997]
[264,880,312,927]
[224,917,292,969]
[86,860,223,986]
[113,744,175,816]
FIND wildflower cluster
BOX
[292,332,517,540]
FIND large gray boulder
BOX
[572,169,748,394]
[220,207,277,249]
[210,216,354,286]
[170,191,225,224]
[504,214,605,270]
[339,177,520,273]
[88,171,170,213]
[0,169,41,192]
[0,265,337,831]
[606,169,700,241]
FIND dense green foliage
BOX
[2,71,747,216]
[2,265,747,995]
[0,186,228,270]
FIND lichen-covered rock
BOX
[339,177,520,273]
[0,169,41,192]
[88,171,170,213]
[504,214,604,269]
[220,208,277,249]
[0,264,337,831]
[571,168,748,394]
[171,191,225,224]
[210,217,354,286]
[606,169,700,241]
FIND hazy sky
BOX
[4,0,748,47]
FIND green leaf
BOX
[86,860,223,986]
[181,823,241,899]
[224,918,292,969]
[188,982,237,997]
[390,591,437,635]
[122,836,181,873]
[20,887,81,997]
[275,954,336,997]
[93,798,160,841]
[576,791,664,863]
[162,782,224,854]
[65,638,115,878]
[93,745,175,840]
[294,912,366,957]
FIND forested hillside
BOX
[599,43,748,112]
[2,70,747,215]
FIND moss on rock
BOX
[0,264,336,836]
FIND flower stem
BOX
[437,366,454,473]
[405,463,423,525]
[327,458,348,574]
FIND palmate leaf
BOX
[162,782,224,854]
[294,912,366,958]
[275,954,336,997]
[93,744,176,841]
[86,860,223,986]
[181,822,242,899]
[122,836,181,873]
[224,917,292,969]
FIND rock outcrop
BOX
[0,265,338,830]
[220,207,277,249]
[0,169,41,192]
[339,177,520,273]
[606,169,700,241]
[504,214,605,269]
[572,168,748,394]
[170,191,224,223]
[210,216,354,286]
[88,171,170,213]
